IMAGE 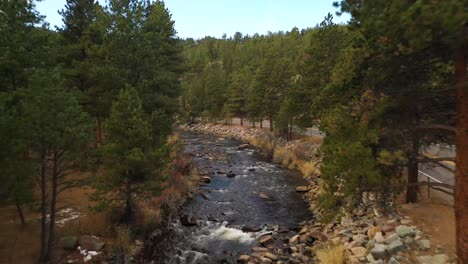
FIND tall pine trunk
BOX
[38,149,48,263]
[95,114,103,145]
[455,29,467,264]
[260,117,263,128]
[124,180,132,224]
[15,199,25,227]
[269,118,273,132]
[406,133,420,203]
[46,151,59,261]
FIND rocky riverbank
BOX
[183,123,455,264]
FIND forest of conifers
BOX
[0,0,466,263]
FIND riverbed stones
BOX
[295,186,309,192]
[237,255,250,263]
[242,225,262,233]
[400,219,412,225]
[237,144,250,150]
[385,233,400,245]
[395,225,415,238]
[367,226,382,239]
[374,232,385,243]
[289,234,299,246]
[252,247,268,252]
[264,252,278,261]
[259,234,273,245]
[351,246,367,258]
[370,243,388,260]
[200,176,211,183]
[387,240,406,255]
[417,239,431,250]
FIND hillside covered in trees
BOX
[0,0,466,263]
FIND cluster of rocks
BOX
[236,220,324,264]
[237,214,451,264]
[324,214,451,264]
[61,235,106,262]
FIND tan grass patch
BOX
[315,242,346,264]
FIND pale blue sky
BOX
[36,0,349,39]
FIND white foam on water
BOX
[194,221,254,244]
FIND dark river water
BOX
[152,131,312,263]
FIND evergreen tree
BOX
[93,87,169,222]
[22,72,92,263]
[0,93,34,227]
[0,0,43,91]
[58,0,110,144]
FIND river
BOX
[150,131,312,263]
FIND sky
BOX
[36,0,350,39]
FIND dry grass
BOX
[60,211,112,237]
[315,243,346,264]
[114,225,132,254]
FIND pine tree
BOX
[58,0,110,144]
[22,72,92,263]
[0,93,34,227]
[0,0,43,92]
[93,87,169,223]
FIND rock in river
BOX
[242,225,262,233]
[180,214,198,226]
[295,186,310,192]
[259,234,273,245]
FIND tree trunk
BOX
[38,149,48,263]
[406,133,419,203]
[95,114,103,145]
[125,180,132,224]
[15,199,26,227]
[260,117,263,128]
[289,121,293,141]
[455,27,468,264]
[240,116,243,126]
[46,151,59,261]
[269,118,273,132]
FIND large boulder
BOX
[79,235,105,251]
[61,236,78,250]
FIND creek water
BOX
[152,131,312,263]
